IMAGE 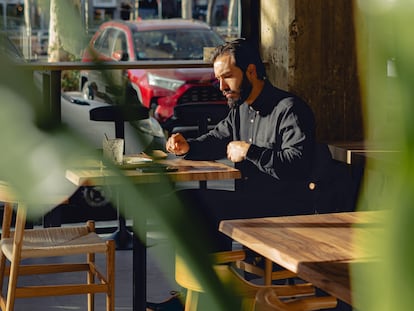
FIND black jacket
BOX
[185,80,316,194]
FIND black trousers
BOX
[165,188,316,252]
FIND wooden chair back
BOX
[0,182,115,311]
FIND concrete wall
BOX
[260,0,363,142]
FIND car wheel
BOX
[82,81,98,100]
[81,186,112,208]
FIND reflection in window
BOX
[92,8,115,29]
[193,0,240,40]
[134,29,224,60]
[0,3,25,30]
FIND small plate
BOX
[124,156,153,164]
[120,156,153,169]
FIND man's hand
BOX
[166,133,190,156]
[227,141,250,162]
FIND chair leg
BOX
[0,253,6,299]
[87,221,95,311]
[5,204,26,311]
[87,252,95,311]
[264,258,273,286]
[0,202,13,295]
[185,290,199,311]
[5,253,20,311]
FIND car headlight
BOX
[147,73,185,91]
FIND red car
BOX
[80,19,226,129]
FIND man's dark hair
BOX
[210,38,266,80]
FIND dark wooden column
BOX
[241,0,260,48]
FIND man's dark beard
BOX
[227,74,252,109]
[226,97,237,109]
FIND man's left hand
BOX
[227,141,250,162]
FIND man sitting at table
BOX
[166,38,317,251]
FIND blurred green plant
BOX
[4,0,413,310]
[0,1,240,310]
[354,0,413,310]
[61,69,79,91]
[59,46,80,92]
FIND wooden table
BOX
[66,157,241,311]
[66,158,240,185]
[327,141,399,165]
[328,142,400,211]
[219,211,384,306]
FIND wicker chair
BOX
[175,250,333,311]
[254,287,337,311]
[0,182,115,311]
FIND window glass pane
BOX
[194,0,240,40]
[0,5,4,29]
[5,3,24,30]
[134,29,224,60]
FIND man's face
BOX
[213,54,251,108]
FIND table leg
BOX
[110,189,133,250]
[109,215,133,250]
[132,221,147,311]
[199,180,207,189]
[113,186,147,310]
[264,258,273,286]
